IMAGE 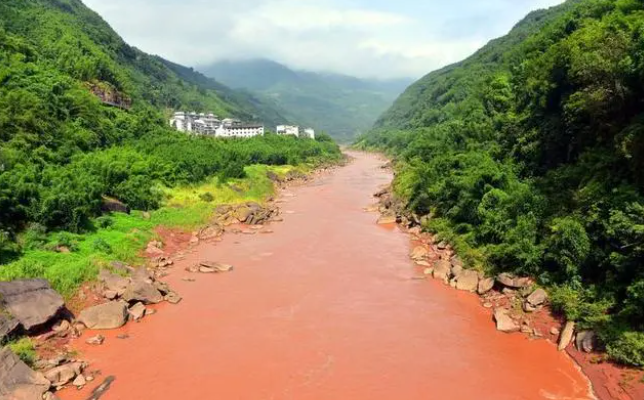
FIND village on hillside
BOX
[169,111,315,139]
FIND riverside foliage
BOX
[357,0,644,366]
[0,0,341,261]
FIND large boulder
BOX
[0,347,51,400]
[410,246,429,261]
[0,314,19,343]
[558,321,576,351]
[98,270,130,297]
[43,362,83,388]
[432,260,452,283]
[122,281,163,305]
[526,288,548,307]
[477,278,495,295]
[576,330,597,353]
[77,302,128,330]
[496,273,532,289]
[101,196,130,214]
[0,279,65,331]
[455,270,479,292]
[493,309,520,333]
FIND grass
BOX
[0,164,304,298]
[7,337,37,366]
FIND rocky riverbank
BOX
[0,165,337,400]
[372,179,644,400]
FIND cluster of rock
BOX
[188,202,281,246]
[373,183,597,355]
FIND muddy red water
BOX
[60,152,595,400]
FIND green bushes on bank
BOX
[357,0,644,366]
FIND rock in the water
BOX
[72,374,86,387]
[527,288,548,307]
[415,260,431,267]
[432,260,452,282]
[496,273,532,289]
[199,261,234,273]
[494,308,521,333]
[0,347,51,400]
[410,246,429,261]
[77,302,128,330]
[455,270,479,292]
[477,277,495,295]
[576,331,597,353]
[43,392,61,400]
[122,281,163,305]
[0,279,65,331]
[85,335,105,346]
[128,302,146,321]
[377,215,397,225]
[153,281,171,296]
[44,362,83,388]
[558,320,576,351]
[165,292,182,304]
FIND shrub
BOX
[7,338,37,366]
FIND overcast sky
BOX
[83,0,565,79]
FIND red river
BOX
[60,152,595,400]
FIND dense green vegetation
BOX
[201,59,412,143]
[357,0,644,366]
[0,0,341,273]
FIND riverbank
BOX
[372,162,644,400]
[39,151,594,400]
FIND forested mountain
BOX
[0,0,339,263]
[201,59,412,143]
[358,0,644,366]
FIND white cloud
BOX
[82,0,564,79]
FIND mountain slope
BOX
[200,59,412,142]
[359,0,644,366]
[0,0,339,258]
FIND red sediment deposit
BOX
[59,152,601,400]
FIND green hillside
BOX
[0,0,340,268]
[201,59,412,143]
[358,0,644,366]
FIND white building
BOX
[276,125,300,137]
[303,128,315,139]
[170,111,263,138]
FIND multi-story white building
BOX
[276,125,300,137]
[170,111,263,138]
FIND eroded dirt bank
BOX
[60,152,594,400]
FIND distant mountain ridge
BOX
[199,59,412,142]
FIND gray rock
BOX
[85,335,105,346]
[43,392,61,400]
[409,246,429,261]
[477,278,495,295]
[122,281,163,305]
[455,270,479,292]
[450,256,463,269]
[199,261,234,273]
[98,270,130,297]
[0,347,51,400]
[493,308,520,333]
[0,279,65,331]
[576,331,597,353]
[77,302,128,330]
[451,264,464,278]
[496,273,532,289]
[558,320,576,351]
[128,302,146,321]
[44,362,83,388]
[0,313,19,343]
[432,260,452,283]
[527,288,548,307]
[165,292,182,305]
[437,241,448,250]
[72,374,86,387]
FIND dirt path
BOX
[60,152,594,400]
